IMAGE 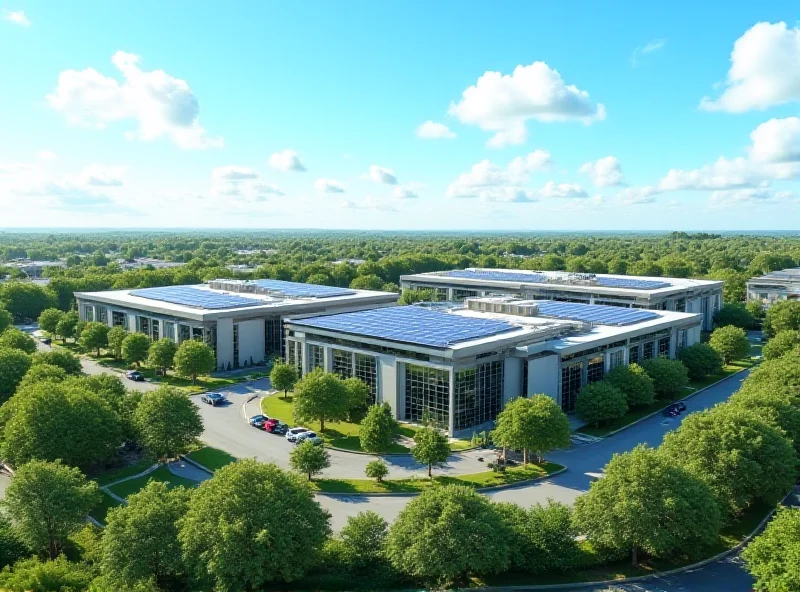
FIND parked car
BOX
[125,370,145,382]
[264,418,288,435]
[249,414,269,428]
[285,427,309,442]
[673,401,687,413]
[295,431,323,446]
[662,402,685,417]
[201,392,227,406]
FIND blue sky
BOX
[1,1,800,230]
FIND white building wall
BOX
[377,354,397,410]
[216,318,234,369]
[687,324,702,347]
[528,355,560,403]
[503,357,522,406]
[126,313,137,333]
[237,319,266,367]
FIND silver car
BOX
[285,427,309,442]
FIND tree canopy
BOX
[173,339,215,383]
[575,382,627,426]
[604,363,655,407]
[492,395,570,464]
[639,358,689,399]
[133,386,203,459]
[289,440,331,480]
[742,507,800,592]
[122,333,151,368]
[708,325,751,364]
[359,402,398,454]
[412,426,451,477]
[764,300,800,337]
[763,330,800,360]
[269,361,297,398]
[292,369,357,432]
[677,343,724,380]
[0,328,36,354]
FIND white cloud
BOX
[249,183,284,197]
[46,51,222,149]
[615,186,660,205]
[37,150,58,160]
[579,156,624,187]
[448,61,605,148]
[508,150,552,174]
[749,117,800,163]
[658,157,764,191]
[631,39,666,67]
[416,121,456,139]
[538,181,588,199]
[393,186,419,199]
[211,166,260,181]
[365,165,397,185]
[700,22,800,112]
[209,165,283,199]
[75,164,125,187]
[268,150,306,172]
[315,178,346,193]
[3,10,30,26]
[341,196,397,211]
[447,150,551,201]
[708,188,797,207]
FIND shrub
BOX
[639,358,689,399]
[762,330,800,360]
[574,382,627,426]
[604,363,655,407]
[677,343,724,380]
[365,459,389,482]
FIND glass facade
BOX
[405,364,450,428]
[332,349,353,378]
[453,289,479,301]
[629,345,640,364]
[453,361,503,431]
[265,318,282,357]
[658,336,670,358]
[233,324,239,368]
[112,311,126,327]
[151,320,159,341]
[308,344,325,372]
[97,307,108,324]
[179,324,191,342]
[286,340,302,374]
[560,362,582,412]
[677,329,687,351]
[643,341,655,360]
[521,361,528,397]
[354,353,378,404]
[586,356,605,383]
[84,305,94,322]
[164,321,176,341]
[192,327,204,341]
[609,349,625,370]
[137,316,149,337]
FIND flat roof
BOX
[401,268,722,297]
[748,268,800,284]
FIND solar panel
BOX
[130,286,263,310]
[595,277,671,290]
[532,301,659,326]
[291,306,519,348]
[250,279,356,298]
[442,269,671,290]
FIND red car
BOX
[263,418,288,435]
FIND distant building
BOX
[331,258,366,266]
[5,259,66,278]
[747,268,800,307]
[234,249,278,256]
[400,268,723,331]
[116,258,186,270]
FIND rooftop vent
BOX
[465,297,539,317]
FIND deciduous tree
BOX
[709,325,751,364]
[0,328,36,354]
[173,339,215,384]
[492,395,570,465]
[677,343,724,380]
[55,311,79,343]
[147,338,178,375]
[365,459,389,482]
[639,357,689,399]
[0,347,31,403]
[764,300,800,337]
[359,403,398,454]
[0,307,10,335]
[412,426,451,477]
[37,308,64,335]
[763,330,800,360]
[79,321,110,356]
[742,507,800,592]
[30,348,82,375]
[134,386,203,460]
[604,363,655,407]
[122,333,150,368]
[269,361,297,400]
[289,440,331,481]
[293,369,354,432]
[575,382,627,427]
[106,325,127,360]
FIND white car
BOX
[285,427,309,442]
[294,431,323,446]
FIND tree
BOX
[269,361,298,400]
[0,347,31,403]
[147,338,178,375]
[289,440,331,481]
[55,310,79,343]
[102,481,190,591]
[0,282,56,320]
[0,557,96,591]
[79,321,110,356]
[574,445,721,566]
[399,288,436,305]
[764,300,800,337]
[575,382,628,427]
[37,307,64,335]
[763,330,800,360]
[17,363,67,391]
[173,339,215,384]
[386,485,510,586]
[660,405,798,517]
[134,386,203,460]
[742,507,800,592]
[709,325,751,364]
[604,363,655,407]
[0,307,10,335]
[713,303,756,330]
[30,348,82,375]
[293,369,354,432]
[76,373,127,412]
[359,403,398,454]
[339,511,389,568]
[179,460,331,590]
[343,376,370,411]
[677,343,724,380]
[639,358,689,399]
[107,325,127,360]
[365,459,389,482]
[0,328,36,354]
[412,426,451,477]
[122,333,150,368]
[3,460,99,559]
[491,395,570,465]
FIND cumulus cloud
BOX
[749,117,800,163]
[579,156,625,187]
[538,181,588,199]
[448,61,605,148]
[365,165,397,185]
[37,150,58,160]
[3,10,30,26]
[615,186,660,205]
[76,164,125,187]
[46,51,222,149]
[315,178,346,193]
[656,156,794,191]
[341,196,397,211]
[416,121,456,139]
[210,165,283,199]
[268,150,306,172]
[708,188,797,207]
[700,22,800,112]
[212,166,260,181]
[447,150,552,201]
[630,39,666,67]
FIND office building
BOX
[747,268,800,307]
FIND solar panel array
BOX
[442,269,671,290]
[130,286,263,310]
[291,306,519,348]
[533,300,659,325]
[250,279,356,298]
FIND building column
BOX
[323,346,333,373]
[447,288,455,300]
[448,368,455,435]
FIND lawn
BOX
[91,458,157,486]
[310,461,563,494]
[186,446,236,471]
[94,357,247,393]
[89,492,124,525]
[107,465,200,499]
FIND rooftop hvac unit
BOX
[465,298,539,317]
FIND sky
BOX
[1,1,800,231]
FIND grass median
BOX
[185,446,236,471]
[310,461,563,494]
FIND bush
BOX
[365,459,389,482]
[360,403,398,454]
[713,303,756,330]
[0,328,36,354]
[639,358,689,399]
[31,349,82,375]
[763,300,800,337]
[709,325,751,364]
[574,382,627,426]
[677,343,724,380]
[763,330,800,360]
[604,363,655,407]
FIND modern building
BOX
[400,268,723,331]
[747,268,800,307]
[116,257,186,270]
[284,296,702,435]
[5,259,66,277]
[75,279,398,371]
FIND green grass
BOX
[89,492,124,525]
[91,458,157,486]
[107,465,200,499]
[94,356,245,393]
[310,462,562,494]
[186,446,236,471]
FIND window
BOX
[453,361,503,431]
[643,341,655,360]
[286,340,302,374]
[164,322,176,341]
[521,361,529,397]
[308,344,325,372]
[673,298,686,312]
[609,350,625,370]
[434,288,448,301]
[151,320,159,341]
[677,329,687,351]
[192,327,203,341]
[97,307,108,324]
[658,336,670,358]
[233,324,239,368]
[179,324,191,342]
[112,311,126,327]
[137,316,149,337]
[405,364,450,429]
[354,353,378,404]
[332,349,353,378]
[265,318,282,356]
[84,305,94,322]
[453,289,478,301]
[560,362,582,413]
[586,356,604,383]
[629,345,640,364]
